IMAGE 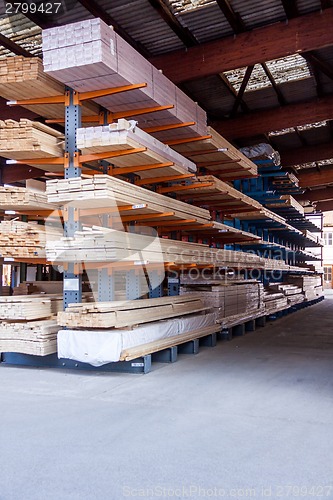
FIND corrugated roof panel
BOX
[175,4,234,42]
[270,132,303,151]
[279,77,318,103]
[183,75,236,115]
[229,0,286,29]
[0,14,42,57]
[297,0,323,15]
[300,124,332,145]
[242,86,280,110]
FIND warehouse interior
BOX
[0,1,333,498]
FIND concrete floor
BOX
[1,299,333,500]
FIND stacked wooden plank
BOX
[267,283,304,306]
[0,185,56,212]
[58,294,208,329]
[0,295,63,320]
[0,319,58,356]
[0,220,61,259]
[13,281,63,296]
[180,278,264,322]
[263,291,288,314]
[266,195,304,216]
[0,119,64,170]
[46,174,211,224]
[171,127,257,179]
[76,119,197,178]
[0,286,11,296]
[42,19,207,139]
[0,56,99,119]
[286,275,323,301]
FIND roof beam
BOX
[76,0,151,57]
[0,33,33,57]
[281,0,299,19]
[215,0,245,33]
[298,165,333,188]
[211,95,333,140]
[261,63,287,105]
[316,199,333,211]
[303,52,333,81]
[230,65,254,116]
[148,0,198,47]
[150,8,333,83]
[297,187,333,202]
[218,74,250,112]
[281,142,333,167]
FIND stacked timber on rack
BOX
[180,278,264,322]
[0,220,61,259]
[0,56,99,119]
[57,296,217,365]
[263,291,288,314]
[266,195,304,216]
[58,294,208,328]
[76,119,197,178]
[42,18,207,139]
[0,185,56,212]
[286,275,323,300]
[0,295,59,355]
[267,283,304,306]
[45,225,300,272]
[171,127,257,179]
[301,230,324,247]
[0,119,64,170]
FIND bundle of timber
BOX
[263,291,288,314]
[45,225,267,269]
[0,220,61,259]
[42,19,207,139]
[58,294,208,329]
[0,295,63,320]
[76,119,197,178]
[46,174,211,224]
[0,119,64,170]
[266,195,304,216]
[0,56,99,119]
[13,281,63,296]
[58,311,217,366]
[0,286,11,296]
[301,230,324,246]
[239,143,281,166]
[286,275,324,300]
[0,185,55,211]
[267,283,304,306]
[0,319,58,356]
[180,279,264,322]
[171,127,257,179]
[272,172,299,189]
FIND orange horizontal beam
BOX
[158,182,213,194]
[196,159,242,167]
[164,135,212,146]
[135,173,195,186]
[137,219,197,227]
[111,105,174,121]
[74,83,147,104]
[109,162,174,176]
[122,211,174,222]
[142,121,195,133]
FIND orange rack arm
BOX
[109,162,174,175]
[158,182,214,194]
[196,159,242,167]
[73,83,147,104]
[135,173,195,186]
[121,211,175,222]
[136,219,197,227]
[142,121,195,133]
[164,135,212,146]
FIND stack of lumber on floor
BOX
[58,294,208,329]
[42,19,207,139]
[0,295,60,355]
[171,127,257,179]
[58,311,217,365]
[0,220,61,259]
[0,56,99,119]
[76,119,197,178]
[46,174,211,224]
[0,119,64,170]
[263,291,288,313]
[286,275,323,300]
[180,278,264,322]
[0,286,11,296]
[0,319,58,355]
[175,175,262,214]
[0,185,56,212]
